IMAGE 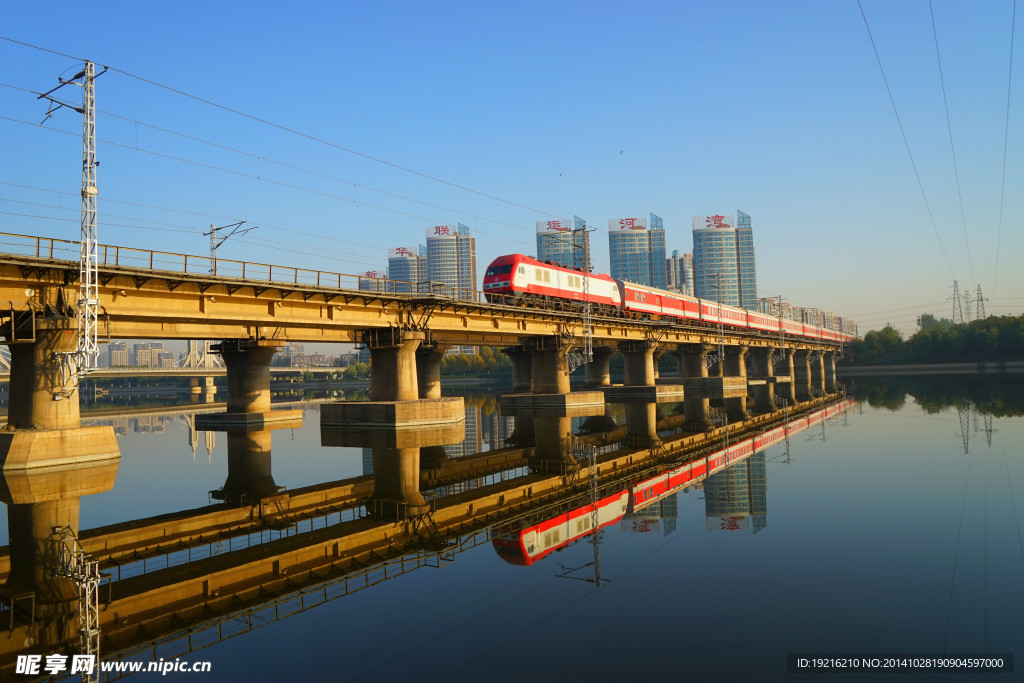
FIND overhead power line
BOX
[0,35,564,220]
[856,0,956,282]
[994,0,1018,298]
[928,0,975,286]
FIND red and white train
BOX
[491,398,855,565]
[482,253,853,344]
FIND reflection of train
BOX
[491,399,854,565]
[482,254,853,343]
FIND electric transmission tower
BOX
[950,281,964,325]
[38,60,108,396]
[975,285,987,320]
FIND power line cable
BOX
[0,114,525,245]
[929,0,975,285]
[856,0,956,281]
[0,35,564,220]
[993,0,1017,298]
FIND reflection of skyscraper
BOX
[704,452,767,533]
[621,492,679,536]
[444,405,482,459]
[361,448,374,475]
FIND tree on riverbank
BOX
[846,314,1024,364]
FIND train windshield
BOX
[485,264,513,276]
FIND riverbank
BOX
[838,361,1024,376]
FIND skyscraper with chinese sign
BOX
[426,223,476,299]
[535,216,590,269]
[387,245,426,293]
[608,213,666,288]
[692,211,758,309]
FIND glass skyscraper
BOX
[608,213,666,288]
[692,211,757,309]
[426,223,476,299]
[535,216,590,269]
[666,250,694,296]
[387,245,426,293]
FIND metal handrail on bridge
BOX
[0,232,491,303]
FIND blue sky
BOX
[1,0,1020,336]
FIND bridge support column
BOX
[199,339,301,428]
[321,328,464,428]
[778,348,797,404]
[530,336,571,394]
[620,340,658,387]
[584,346,614,388]
[531,415,575,475]
[724,345,750,420]
[809,350,825,397]
[502,345,534,393]
[793,349,812,402]
[677,343,713,379]
[1,317,119,469]
[216,427,282,505]
[748,347,777,414]
[824,351,838,393]
[416,341,445,399]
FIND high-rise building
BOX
[666,250,694,296]
[704,452,767,534]
[535,216,590,270]
[426,223,476,300]
[736,210,758,310]
[387,245,427,293]
[133,342,164,368]
[692,211,758,309]
[109,341,129,367]
[608,214,666,288]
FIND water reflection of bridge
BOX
[0,394,851,676]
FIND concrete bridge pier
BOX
[195,338,301,428]
[321,328,463,428]
[605,340,683,402]
[505,414,535,447]
[775,348,798,405]
[190,375,217,404]
[584,346,614,388]
[499,336,603,410]
[415,341,446,399]
[1,317,119,469]
[793,349,813,401]
[723,345,750,420]
[824,351,838,393]
[677,343,713,379]
[748,347,776,413]
[810,350,826,397]
[502,345,534,393]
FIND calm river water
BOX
[1,373,1021,682]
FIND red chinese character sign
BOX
[692,214,734,230]
[388,247,412,258]
[608,217,648,230]
[535,220,572,233]
[432,225,451,236]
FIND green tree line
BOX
[847,314,1024,365]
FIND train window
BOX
[518,266,525,274]
[543,271,550,282]
[535,268,542,280]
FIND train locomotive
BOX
[482,253,852,343]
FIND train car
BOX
[618,280,700,321]
[781,318,804,337]
[482,254,621,307]
[698,299,749,328]
[491,490,629,566]
[747,310,781,333]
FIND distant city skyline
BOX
[1,1,1020,337]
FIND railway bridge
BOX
[0,232,843,438]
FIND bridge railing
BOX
[0,232,492,303]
